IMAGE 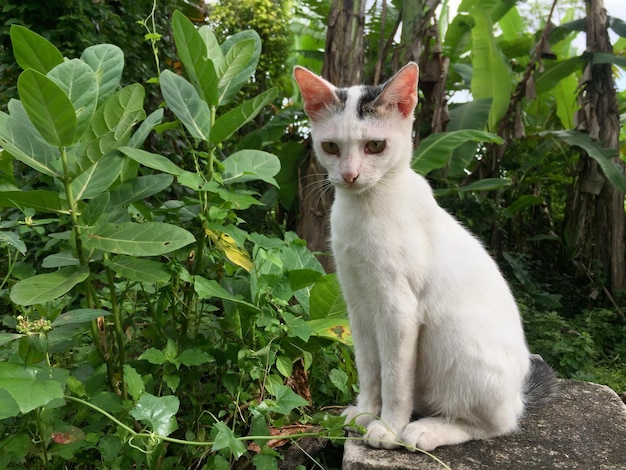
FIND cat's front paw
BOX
[342,405,377,430]
[365,420,403,450]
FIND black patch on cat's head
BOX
[331,88,348,113]
[357,85,384,119]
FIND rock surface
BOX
[343,380,626,469]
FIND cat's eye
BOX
[365,140,386,154]
[321,141,340,155]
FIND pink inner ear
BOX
[294,67,338,118]
[382,64,419,118]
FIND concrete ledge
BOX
[343,380,626,469]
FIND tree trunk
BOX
[565,0,625,297]
[296,0,365,271]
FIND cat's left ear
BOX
[293,66,339,120]
[377,62,419,118]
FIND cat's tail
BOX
[523,354,559,409]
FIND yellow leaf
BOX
[205,228,253,272]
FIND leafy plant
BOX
[0,15,354,469]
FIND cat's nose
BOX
[342,172,359,185]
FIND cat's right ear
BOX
[293,66,338,120]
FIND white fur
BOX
[298,67,531,451]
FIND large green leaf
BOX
[211,87,278,145]
[160,70,212,141]
[80,44,124,105]
[199,25,223,69]
[84,221,195,256]
[108,174,174,207]
[469,6,512,131]
[128,108,164,149]
[104,255,171,283]
[10,25,63,74]
[51,308,112,327]
[130,393,179,437]
[309,274,347,320]
[222,150,281,186]
[0,101,62,177]
[118,146,185,176]
[81,84,146,170]
[17,69,77,147]
[412,129,503,175]
[0,190,65,214]
[172,11,219,106]
[534,56,586,95]
[70,153,124,201]
[217,32,261,105]
[10,266,90,306]
[0,363,65,419]
[47,59,98,141]
[434,177,511,197]
[543,130,626,193]
[446,99,492,175]
[194,276,259,310]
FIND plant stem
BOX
[34,408,49,466]
[105,260,127,400]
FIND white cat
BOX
[293,63,557,451]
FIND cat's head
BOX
[293,63,418,193]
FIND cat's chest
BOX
[330,198,416,263]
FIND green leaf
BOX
[217,32,261,105]
[47,59,99,140]
[118,146,186,176]
[51,308,111,327]
[309,274,347,320]
[0,190,65,214]
[0,363,65,418]
[104,255,172,283]
[447,99,493,175]
[128,108,164,148]
[18,69,77,146]
[288,269,324,291]
[193,276,259,310]
[470,6,512,130]
[10,266,90,306]
[211,422,247,459]
[84,221,195,256]
[139,348,167,365]
[412,129,503,175]
[0,333,24,347]
[276,356,293,378]
[123,364,145,401]
[535,56,586,94]
[70,153,124,201]
[543,130,626,193]
[160,70,211,141]
[10,24,63,74]
[172,11,219,106]
[222,150,281,186]
[130,393,179,437]
[434,177,511,197]
[82,84,146,169]
[80,44,124,105]
[267,383,309,415]
[108,174,174,206]
[0,231,26,254]
[42,251,80,268]
[0,102,62,177]
[175,349,214,369]
[211,87,278,145]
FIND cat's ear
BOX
[293,66,339,120]
[377,62,419,118]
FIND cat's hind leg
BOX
[401,399,521,451]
